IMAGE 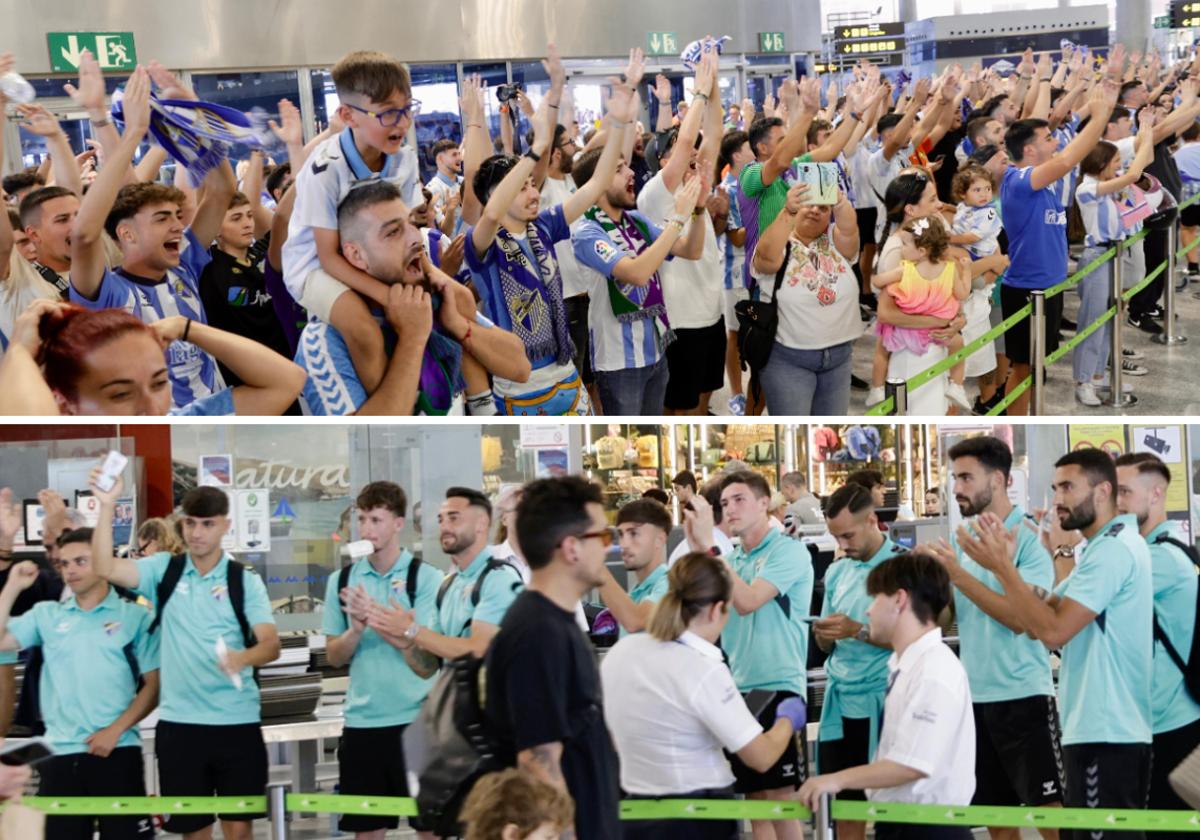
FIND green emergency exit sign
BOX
[759,32,787,53]
[47,32,137,73]
[646,32,679,56]
[1155,14,1172,28]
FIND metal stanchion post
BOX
[1152,223,1187,345]
[1030,291,1046,416]
[814,793,833,840]
[268,782,289,840]
[1108,240,1136,407]
[885,377,907,416]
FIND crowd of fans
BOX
[0,441,1191,839]
[3,41,1200,416]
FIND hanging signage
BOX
[46,31,137,72]
[834,22,905,41]
[520,424,569,449]
[759,32,787,54]
[235,490,271,553]
[1170,1,1200,29]
[646,31,679,56]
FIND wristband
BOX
[525,149,541,163]
[182,318,192,343]
[848,111,862,122]
[90,116,111,128]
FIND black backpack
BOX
[337,556,423,615]
[147,555,260,680]
[14,585,146,734]
[434,560,522,636]
[1151,533,1200,703]
[735,242,791,373]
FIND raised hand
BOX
[459,74,485,125]
[121,65,153,140]
[784,182,811,216]
[800,76,822,112]
[1018,47,1036,79]
[14,104,61,139]
[607,77,638,125]
[622,47,646,90]
[912,76,933,104]
[0,489,20,547]
[654,74,672,105]
[383,282,433,347]
[693,48,718,101]
[672,174,702,217]
[63,49,107,113]
[268,99,303,147]
[543,43,567,95]
[10,299,67,356]
[1106,43,1127,81]
[146,60,196,101]
[2,562,39,595]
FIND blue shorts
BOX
[495,370,592,416]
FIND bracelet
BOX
[692,207,705,217]
[667,218,686,231]
[547,103,560,110]
[525,149,541,163]
[695,92,710,102]
[848,111,862,122]
[467,122,483,129]
[90,116,111,128]
[461,323,473,344]
[182,318,192,343]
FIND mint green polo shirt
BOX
[430,548,523,639]
[135,551,275,725]
[722,528,814,695]
[619,561,670,638]
[820,537,902,720]
[1146,521,1200,735]
[322,552,444,728]
[952,506,1055,703]
[1054,514,1153,746]
[9,587,159,755]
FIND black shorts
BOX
[816,716,870,802]
[856,207,879,246]
[1181,203,1200,228]
[155,721,268,834]
[999,282,1062,365]
[1062,741,1151,840]
[38,747,155,840]
[664,317,726,410]
[338,724,424,832]
[565,293,594,385]
[728,691,807,794]
[973,695,1064,807]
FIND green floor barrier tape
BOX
[1122,259,1168,302]
[1046,244,1119,300]
[864,396,894,417]
[619,799,812,820]
[832,801,1200,832]
[1046,304,1116,366]
[904,303,1031,393]
[985,375,1030,416]
[21,796,265,815]
[286,793,418,816]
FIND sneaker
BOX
[867,386,886,406]
[1122,347,1145,361]
[1177,275,1190,292]
[1127,314,1164,335]
[728,393,747,416]
[1147,305,1166,320]
[1075,382,1102,406]
[1060,316,1078,331]
[945,381,973,411]
[1121,358,1148,376]
[851,374,870,391]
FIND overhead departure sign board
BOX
[1170,0,1200,28]
[831,21,906,67]
[835,22,905,41]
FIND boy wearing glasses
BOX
[282,50,423,400]
[0,528,159,840]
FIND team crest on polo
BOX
[211,583,228,601]
[390,577,405,597]
[103,621,122,636]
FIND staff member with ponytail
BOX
[600,552,807,840]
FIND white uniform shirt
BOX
[600,630,763,795]
[492,541,589,632]
[870,627,976,805]
[637,171,724,329]
[668,528,736,567]
[539,175,589,298]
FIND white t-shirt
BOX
[668,528,736,567]
[600,630,762,795]
[753,233,863,351]
[1113,136,1137,169]
[868,144,914,238]
[1,251,61,349]
[539,175,589,299]
[425,172,461,225]
[849,143,879,210]
[281,129,421,300]
[637,171,724,330]
[870,627,976,805]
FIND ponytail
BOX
[647,552,733,641]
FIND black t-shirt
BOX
[199,241,292,386]
[485,590,620,840]
[0,562,63,617]
[1147,137,1183,201]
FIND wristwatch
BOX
[854,624,870,642]
[708,545,722,557]
[403,623,421,642]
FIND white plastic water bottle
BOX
[344,539,374,559]
[0,72,35,105]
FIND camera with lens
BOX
[496,83,523,103]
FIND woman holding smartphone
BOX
[600,552,807,840]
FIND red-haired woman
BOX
[0,299,306,415]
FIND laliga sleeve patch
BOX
[594,240,618,262]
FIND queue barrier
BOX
[865,190,1200,416]
[11,793,1200,834]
